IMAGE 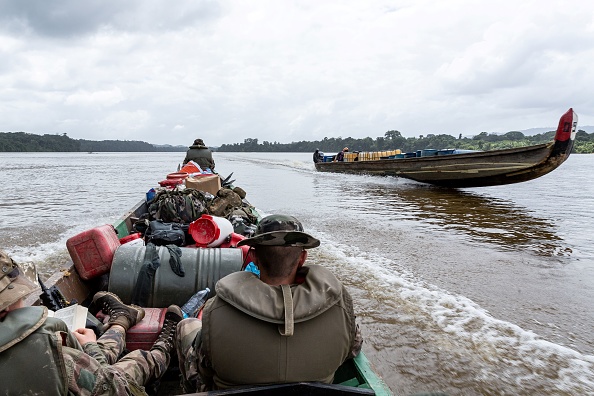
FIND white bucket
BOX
[189,215,234,247]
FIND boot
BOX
[151,305,183,354]
[91,292,145,332]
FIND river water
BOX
[1,151,593,395]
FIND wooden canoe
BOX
[25,193,392,395]
[315,108,577,188]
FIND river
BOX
[1,151,593,395]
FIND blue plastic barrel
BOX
[437,149,456,155]
[421,149,438,156]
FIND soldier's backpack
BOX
[148,188,210,224]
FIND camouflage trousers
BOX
[96,327,170,384]
[175,318,204,393]
[64,327,170,395]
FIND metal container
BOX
[108,244,243,307]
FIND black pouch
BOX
[145,220,186,246]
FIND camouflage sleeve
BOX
[62,330,84,351]
[82,342,109,366]
[62,346,143,396]
[197,345,215,392]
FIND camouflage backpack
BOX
[148,188,210,224]
[208,188,242,218]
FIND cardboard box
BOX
[185,175,221,195]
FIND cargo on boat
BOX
[24,168,392,395]
[315,108,577,188]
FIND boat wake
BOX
[311,230,594,394]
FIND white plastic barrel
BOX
[189,215,234,247]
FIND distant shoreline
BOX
[3,130,594,153]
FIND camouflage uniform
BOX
[0,249,173,396]
[175,266,363,392]
[63,325,170,395]
[175,318,205,392]
[175,215,363,392]
[0,306,169,396]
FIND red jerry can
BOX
[66,224,121,280]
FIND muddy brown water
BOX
[1,152,593,395]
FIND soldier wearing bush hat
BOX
[176,214,362,392]
[0,249,39,314]
[237,214,320,248]
[183,137,216,171]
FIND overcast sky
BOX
[1,1,593,147]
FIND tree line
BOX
[217,129,594,154]
[3,129,594,154]
[0,132,186,152]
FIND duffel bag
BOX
[145,220,186,246]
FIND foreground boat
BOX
[24,176,392,395]
[315,108,577,188]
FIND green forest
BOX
[2,129,594,153]
[218,129,594,154]
[0,132,186,152]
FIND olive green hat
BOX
[237,215,320,249]
[0,250,39,312]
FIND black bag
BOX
[145,220,186,246]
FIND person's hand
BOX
[72,328,97,345]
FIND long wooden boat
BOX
[315,108,577,188]
[24,181,393,395]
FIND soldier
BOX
[313,148,323,163]
[183,138,216,171]
[175,214,362,392]
[0,249,183,395]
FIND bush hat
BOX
[0,250,39,312]
[237,215,320,249]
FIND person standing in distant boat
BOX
[335,147,349,162]
[183,139,216,171]
[313,149,323,163]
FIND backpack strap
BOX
[278,284,294,337]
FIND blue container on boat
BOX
[323,155,334,162]
[453,149,482,154]
[404,152,416,158]
[421,149,438,157]
[395,153,405,158]
[416,150,422,157]
[146,188,156,202]
[437,149,456,155]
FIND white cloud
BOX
[1,0,594,146]
[65,87,124,107]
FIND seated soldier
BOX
[183,138,215,171]
[0,249,183,395]
[176,214,362,392]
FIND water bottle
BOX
[181,287,210,318]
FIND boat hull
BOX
[315,109,577,188]
[26,198,392,395]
